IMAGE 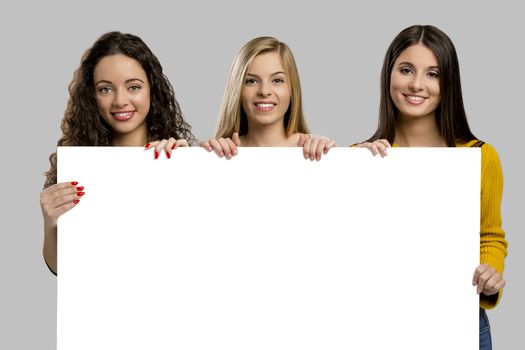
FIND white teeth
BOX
[113,112,132,116]
[406,95,424,102]
[256,103,274,108]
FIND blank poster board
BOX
[57,147,480,350]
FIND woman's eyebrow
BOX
[95,78,145,85]
[246,71,286,78]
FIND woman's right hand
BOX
[40,181,85,229]
[200,132,241,160]
[145,138,190,159]
[354,139,391,157]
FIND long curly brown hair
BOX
[44,31,195,188]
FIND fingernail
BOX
[77,192,85,196]
[71,181,78,185]
[73,200,80,204]
[76,186,84,191]
[166,152,171,159]
[154,151,159,159]
[144,143,150,148]
[171,144,177,150]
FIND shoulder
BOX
[458,139,503,171]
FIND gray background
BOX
[1,0,522,348]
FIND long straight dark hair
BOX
[368,25,477,146]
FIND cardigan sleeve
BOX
[479,143,508,309]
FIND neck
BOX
[241,122,288,146]
[111,123,148,147]
[394,114,446,147]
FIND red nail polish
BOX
[71,181,78,186]
[145,143,150,148]
[166,152,171,159]
[76,186,84,191]
[73,200,80,204]
[154,151,159,159]
[171,144,178,150]
[77,192,85,196]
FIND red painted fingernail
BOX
[154,151,159,159]
[77,192,85,196]
[73,200,80,204]
[166,152,171,159]
[71,181,78,185]
[171,144,178,150]
[144,143,150,148]
[76,186,84,191]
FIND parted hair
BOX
[368,25,477,146]
[215,36,309,138]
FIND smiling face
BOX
[241,51,291,130]
[390,44,441,122]
[94,54,150,145]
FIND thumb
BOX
[297,133,309,147]
[233,132,241,146]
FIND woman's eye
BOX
[128,85,141,91]
[428,71,440,78]
[400,67,412,75]
[98,87,112,94]
[244,78,257,85]
[273,78,285,84]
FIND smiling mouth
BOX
[111,111,134,121]
[403,94,427,105]
[254,102,276,111]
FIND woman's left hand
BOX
[297,134,336,161]
[472,263,506,296]
[354,139,391,157]
[145,138,189,159]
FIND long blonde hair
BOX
[215,36,309,138]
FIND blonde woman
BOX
[202,36,335,160]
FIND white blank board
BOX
[57,147,480,350]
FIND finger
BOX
[472,263,489,286]
[41,181,79,197]
[492,278,506,293]
[476,266,497,294]
[323,139,336,154]
[209,138,224,157]
[482,273,503,295]
[232,133,241,147]
[154,139,168,159]
[482,278,506,296]
[200,140,212,152]
[226,138,238,156]
[144,141,159,150]
[42,190,84,224]
[375,142,388,158]
[376,139,392,148]
[164,137,176,159]
[308,138,320,161]
[302,138,312,159]
[218,138,233,159]
[315,139,326,161]
[357,142,378,156]
[175,139,189,148]
[297,133,310,147]
[366,142,379,156]
[51,199,80,218]
[42,184,80,209]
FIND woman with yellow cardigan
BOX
[357,25,507,350]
